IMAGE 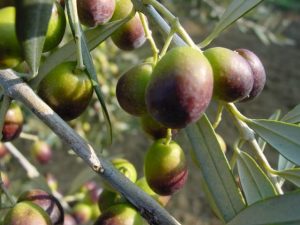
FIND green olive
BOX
[4,201,52,225]
[0,7,22,69]
[37,61,93,121]
[144,138,188,196]
[110,0,145,50]
[116,63,152,116]
[43,2,66,52]
[1,102,23,142]
[94,203,144,225]
[104,158,137,192]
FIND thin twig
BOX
[4,142,40,178]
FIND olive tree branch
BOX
[4,142,40,179]
[0,69,181,225]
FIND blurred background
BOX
[1,0,300,224]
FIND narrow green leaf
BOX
[15,0,53,75]
[185,115,245,222]
[278,155,294,171]
[258,109,281,151]
[228,191,300,225]
[199,0,264,47]
[33,18,129,88]
[281,104,300,124]
[247,119,300,166]
[276,168,300,187]
[237,151,277,205]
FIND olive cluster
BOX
[115,45,266,203]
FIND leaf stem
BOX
[138,12,159,66]
[159,28,175,58]
[143,0,197,48]
[213,103,224,129]
[164,128,172,145]
[70,0,85,70]
[226,103,284,194]
[19,132,40,142]
[4,142,40,179]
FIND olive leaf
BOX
[246,119,300,166]
[278,156,294,171]
[185,115,245,222]
[15,0,53,76]
[281,104,300,124]
[275,168,300,187]
[199,0,264,48]
[258,109,281,151]
[228,190,300,225]
[276,105,300,171]
[237,151,277,205]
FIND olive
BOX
[235,48,266,101]
[144,139,188,196]
[98,189,126,212]
[63,214,77,225]
[18,189,64,225]
[37,61,93,121]
[0,7,22,69]
[94,203,144,225]
[43,1,66,52]
[116,63,152,116]
[4,201,52,225]
[146,46,213,129]
[72,203,93,224]
[203,47,254,102]
[104,158,137,192]
[1,102,23,142]
[77,0,115,27]
[110,0,146,50]
[136,177,171,206]
[30,141,52,165]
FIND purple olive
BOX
[203,47,254,102]
[77,0,115,27]
[145,46,213,129]
[18,189,64,225]
[235,48,266,101]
